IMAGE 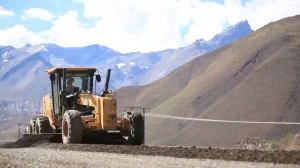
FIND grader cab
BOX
[26,67,145,145]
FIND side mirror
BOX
[50,74,55,81]
[95,74,101,82]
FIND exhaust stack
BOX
[100,69,111,96]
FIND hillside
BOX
[117,14,300,148]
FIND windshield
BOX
[60,72,93,93]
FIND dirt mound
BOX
[0,134,129,148]
[0,134,61,148]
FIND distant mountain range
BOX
[0,20,253,120]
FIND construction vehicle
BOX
[25,67,145,145]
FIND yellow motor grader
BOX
[25,67,145,145]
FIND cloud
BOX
[22,8,54,21]
[1,0,300,53]
[0,6,15,17]
[56,0,229,52]
[40,11,97,47]
[0,25,43,47]
[49,0,300,52]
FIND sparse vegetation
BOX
[284,134,295,143]
[237,133,300,150]
[271,142,280,150]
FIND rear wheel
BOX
[62,110,83,144]
[35,116,52,134]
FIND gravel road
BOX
[1,147,299,168]
[2,135,300,167]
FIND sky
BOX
[0,0,299,53]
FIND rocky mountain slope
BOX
[117,14,300,148]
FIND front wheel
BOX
[62,110,83,144]
[124,112,145,145]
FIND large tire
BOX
[29,117,37,134]
[35,116,52,134]
[62,110,83,144]
[124,112,145,145]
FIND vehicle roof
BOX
[46,67,97,74]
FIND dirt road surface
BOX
[2,135,300,167]
[1,147,299,168]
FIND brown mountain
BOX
[117,14,300,148]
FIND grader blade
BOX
[21,133,63,143]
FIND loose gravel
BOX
[0,147,299,168]
[2,135,300,166]
[0,134,61,148]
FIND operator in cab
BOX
[66,77,75,92]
